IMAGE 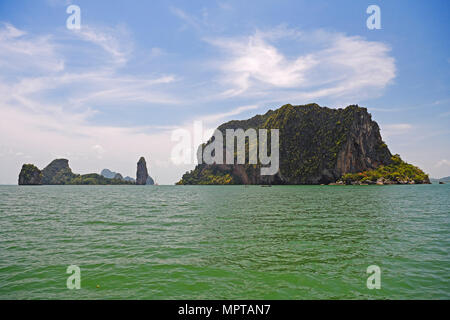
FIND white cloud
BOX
[0,23,179,114]
[74,25,132,67]
[381,123,413,138]
[0,23,26,38]
[91,144,105,159]
[0,23,64,73]
[207,32,316,95]
[383,123,413,130]
[200,104,258,124]
[170,6,202,31]
[217,2,233,11]
[0,23,184,184]
[435,159,450,168]
[67,74,179,106]
[206,27,396,102]
[0,103,175,183]
[0,95,259,184]
[45,0,73,7]
[0,20,258,184]
[0,22,399,184]
[149,47,164,58]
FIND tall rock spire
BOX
[136,157,149,185]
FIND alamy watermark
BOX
[366,5,381,30]
[66,264,81,289]
[171,121,280,175]
[66,4,81,30]
[366,265,381,289]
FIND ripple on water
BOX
[0,184,449,299]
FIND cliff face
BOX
[136,157,155,185]
[136,157,149,185]
[335,107,390,176]
[101,169,136,183]
[18,164,42,185]
[178,104,394,185]
[101,169,117,179]
[41,159,76,185]
[146,176,155,185]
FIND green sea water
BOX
[0,184,448,299]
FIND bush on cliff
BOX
[340,154,430,184]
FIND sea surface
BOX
[0,184,448,299]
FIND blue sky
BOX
[0,0,449,184]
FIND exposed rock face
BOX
[41,159,76,185]
[178,104,394,185]
[146,176,155,185]
[136,157,149,185]
[102,169,136,182]
[18,164,42,185]
[335,109,390,176]
[101,169,117,179]
[124,176,136,183]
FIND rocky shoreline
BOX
[329,178,429,186]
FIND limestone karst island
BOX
[177,104,430,185]
[18,104,430,186]
[18,156,155,185]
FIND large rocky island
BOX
[177,103,430,185]
[18,157,155,185]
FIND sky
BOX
[0,0,449,184]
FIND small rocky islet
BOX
[18,157,155,185]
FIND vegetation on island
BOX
[45,167,77,185]
[177,103,396,185]
[18,164,42,185]
[177,166,234,185]
[20,164,42,179]
[69,173,134,185]
[339,154,430,185]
